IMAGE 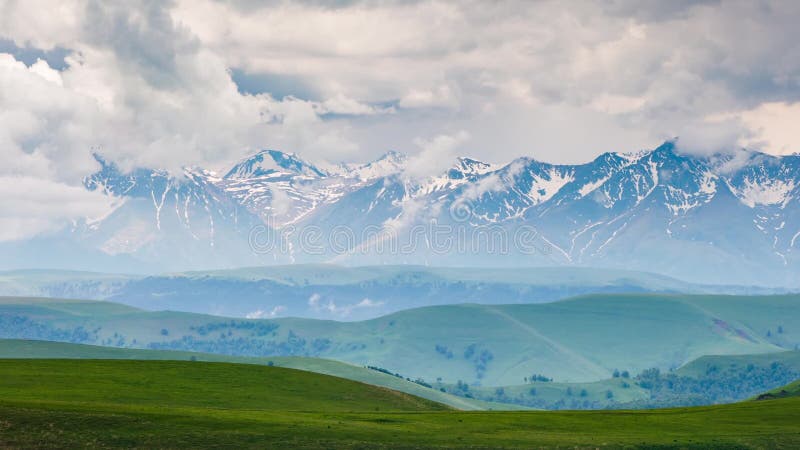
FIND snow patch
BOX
[733,178,795,207]
[578,175,611,197]
[526,168,574,205]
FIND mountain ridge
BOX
[4,141,800,286]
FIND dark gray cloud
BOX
[601,0,721,21]
[84,0,199,88]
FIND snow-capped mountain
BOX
[7,142,800,286]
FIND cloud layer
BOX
[1,0,800,239]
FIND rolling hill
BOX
[1,293,799,385]
[0,339,502,411]
[677,349,800,378]
[8,339,799,411]
[0,358,798,448]
[2,264,773,320]
[437,348,800,410]
[0,359,447,412]
[756,379,800,400]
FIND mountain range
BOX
[3,141,800,286]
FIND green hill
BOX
[0,359,447,412]
[1,293,799,385]
[677,350,800,378]
[0,359,798,448]
[438,349,800,410]
[755,379,800,401]
[0,339,507,411]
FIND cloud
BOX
[307,293,384,317]
[382,130,470,232]
[2,0,800,241]
[399,85,458,109]
[459,172,505,202]
[316,94,395,116]
[307,293,322,308]
[738,102,800,155]
[245,305,286,319]
[672,117,745,156]
[404,131,470,180]
[0,176,116,241]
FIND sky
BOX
[1,0,800,239]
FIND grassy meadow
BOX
[0,359,798,449]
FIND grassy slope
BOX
[1,294,799,385]
[456,378,649,406]
[0,359,447,412]
[0,359,798,449]
[446,349,800,409]
[678,350,800,378]
[755,379,800,400]
[0,340,507,411]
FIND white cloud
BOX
[245,305,286,319]
[404,131,470,180]
[2,0,800,241]
[739,102,800,155]
[307,293,321,306]
[0,176,116,241]
[399,85,458,109]
[316,94,395,116]
[459,172,505,202]
[307,293,384,318]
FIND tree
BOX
[579,389,588,397]
[606,390,614,399]
[613,369,620,378]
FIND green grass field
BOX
[0,359,447,412]
[0,359,798,449]
[0,339,511,411]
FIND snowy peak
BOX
[449,157,496,179]
[338,151,408,181]
[225,150,327,179]
[703,150,800,208]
